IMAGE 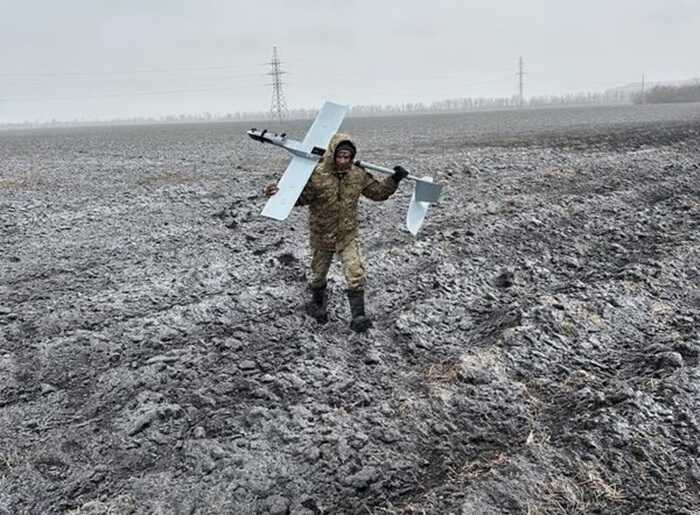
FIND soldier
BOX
[264,132,408,333]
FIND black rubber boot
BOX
[347,289,373,333]
[305,284,328,324]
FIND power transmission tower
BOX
[641,73,646,104]
[268,46,289,124]
[517,56,525,108]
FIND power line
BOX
[0,85,262,103]
[0,65,265,79]
[0,75,516,104]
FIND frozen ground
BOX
[1,104,699,514]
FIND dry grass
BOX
[544,168,577,178]
[641,376,661,393]
[374,506,428,515]
[650,302,674,316]
[460,348,507,379]
[0,454,16,475]
[396,397,416,418]
[622,279,644,291]
[424,361,461,384]
[454,452,507,481]
[525,429,551,448]
[577,464,625,502]
[560,369,597,390]
[0,178,25,190]
[423,362,462,404]
[527,478,589,515]
[0,447,23,475]
[65,495,136,515]
[527,464,625,515]
[560,320,577,337]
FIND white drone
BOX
[247,101,442,235]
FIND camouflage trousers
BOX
[310,239,365,291]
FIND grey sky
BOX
[1,0,698,122]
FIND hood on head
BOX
[327,132,353,155]
[321,132,356,171]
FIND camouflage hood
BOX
[319,132,356,174]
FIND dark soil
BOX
[1,105,699,514]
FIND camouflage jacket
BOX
[295,133,399,252]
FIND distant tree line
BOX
[347,90,631,117]
[1,86,678,129]
[634,82,700,104]
[528,90,631,106]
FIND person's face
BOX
[334,149,353,170]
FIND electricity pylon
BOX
[268,46,289,124]
[517,56,525,108]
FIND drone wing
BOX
[261,101,348,221]
[301,101,348,152]
[261,156,317,220]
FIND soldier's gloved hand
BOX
[392,165,409,183]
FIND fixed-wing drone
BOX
[246,101,442,235]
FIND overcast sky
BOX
[0,0,698,122]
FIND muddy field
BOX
[1,104,699,514]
